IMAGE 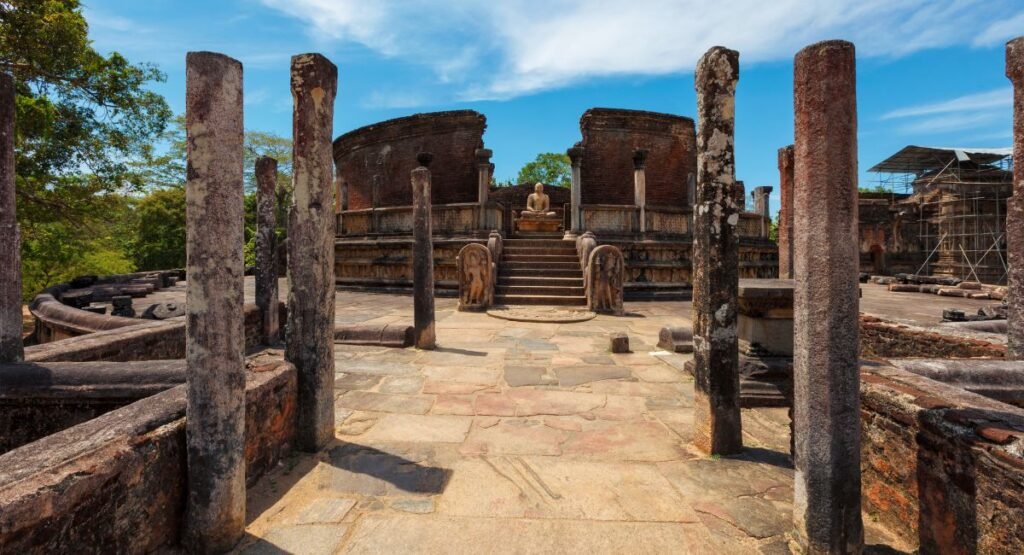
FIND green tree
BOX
[515,152,571,187]
[132,188,186,271]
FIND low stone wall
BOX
[860,315,1006,359]
[339,202,503,236]
[336,237,487,295]
[24,303,283,363]
[0,360,186,454]
[0,361,297,553]
[860,362,1024,553]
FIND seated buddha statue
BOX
[522,183,557,218]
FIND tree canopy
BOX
[514,152,571,187]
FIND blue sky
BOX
[84,0,1021,215]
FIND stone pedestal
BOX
[183,51,246,553]
[692,46,743,456]
[792,39,863,553]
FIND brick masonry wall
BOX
[860,315,1006,358]
[24,303,284,363]
[0,362,297,553]
[335,110,486,210]
[578,108,696,207]
[860,364,1024,552]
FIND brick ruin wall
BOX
[860,315,1007,359]
[578,108,696,207]
[334,110,486,210]
[858,193,923,276]
[860,364,1024,553]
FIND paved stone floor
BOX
[237,290,910,554]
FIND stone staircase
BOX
[495,233,586,306]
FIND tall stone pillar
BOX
[255,156,279,345]
[183,51,246,552]
[412,152,436,349]
[476,148,493,229]
[734,180,746,211]
[778,145,795,279]
[567,145,584,234]
[752,185,773,238]
[286,53,338,452]
[692,46,742,456]
[792,40,863,553]
[1007,37,1024,359]
[0,73,23,363]
[633,148,649,234]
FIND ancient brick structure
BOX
[578,108,696,207]
[334,110,486,210]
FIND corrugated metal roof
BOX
[868,145,1012,173]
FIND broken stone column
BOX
[633,148,648,233]
[286,53,338,452]
[692,46,743,456]
[412,152,436,349]
[183,51,246,553]
[476,148,492,229]
[1007,37,1024,359]
[778,145,795,279]
[255,156,279,345]
[567,145,584,234]
[792,40,863,553]
[0,73,23,363]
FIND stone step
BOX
[501,257,581,266]
[497,276,584,287]
[502,260,580,270]
[493,294,587,306]
[499,268,583,278]
[509,232,565,239]
[496,284,585,296]
[503,239,575,249]
[503,247,577,256]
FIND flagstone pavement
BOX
[236,290,910,555]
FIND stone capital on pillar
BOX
[567,145,584,167]
[632,148,649,170]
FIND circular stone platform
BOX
[486,305,596,323]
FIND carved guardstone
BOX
[457,243,494,311]
[586,245,625,315]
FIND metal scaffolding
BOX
[868,146,1014,284]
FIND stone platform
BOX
[236,289,908,554]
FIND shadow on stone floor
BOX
[325,443,453,495]
[728,447,794,470]
[432,346,488,357]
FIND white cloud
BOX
[881,88,1012,120]
[973,11,1024,47]
[257,0,1018,100]
[896,111,1002,134]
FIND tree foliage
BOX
[515,152,571,188]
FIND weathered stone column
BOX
[255,156,279,345]
[1007,37,1024,359]
[567,145,584,234]
[183,51,246,552]
[476,148,492,229]
[792,39,863,553]
[778,145,795,279]
[286,53,338,452]
[633,148,649,234]
[752,185,773,238]
[412,152,436,349]
[0,73,23,363]
[692,46,742,456]
[734,180,746,212]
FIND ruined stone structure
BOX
[584,244,624,315]
[456,243,493,311]
[691,46,743,456]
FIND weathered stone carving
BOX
[586,245,624,315]
[577,231,597,270]
[457,243,493,311]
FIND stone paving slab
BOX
[239,289,910,554]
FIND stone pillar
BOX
[475,148,492,229]
[412,152,436,349]
[567,145,584,234]
[286,53,338,452]
[255,156,279,345]
[183,51,246,552]
[778,145,795,279]
[1007,37,1024,359]
[734,180,746,212]
[692,46,742,456]
[633,148,649,234]
[792,40,863,553]
[753,185,773,238]
[0,73,23,363]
